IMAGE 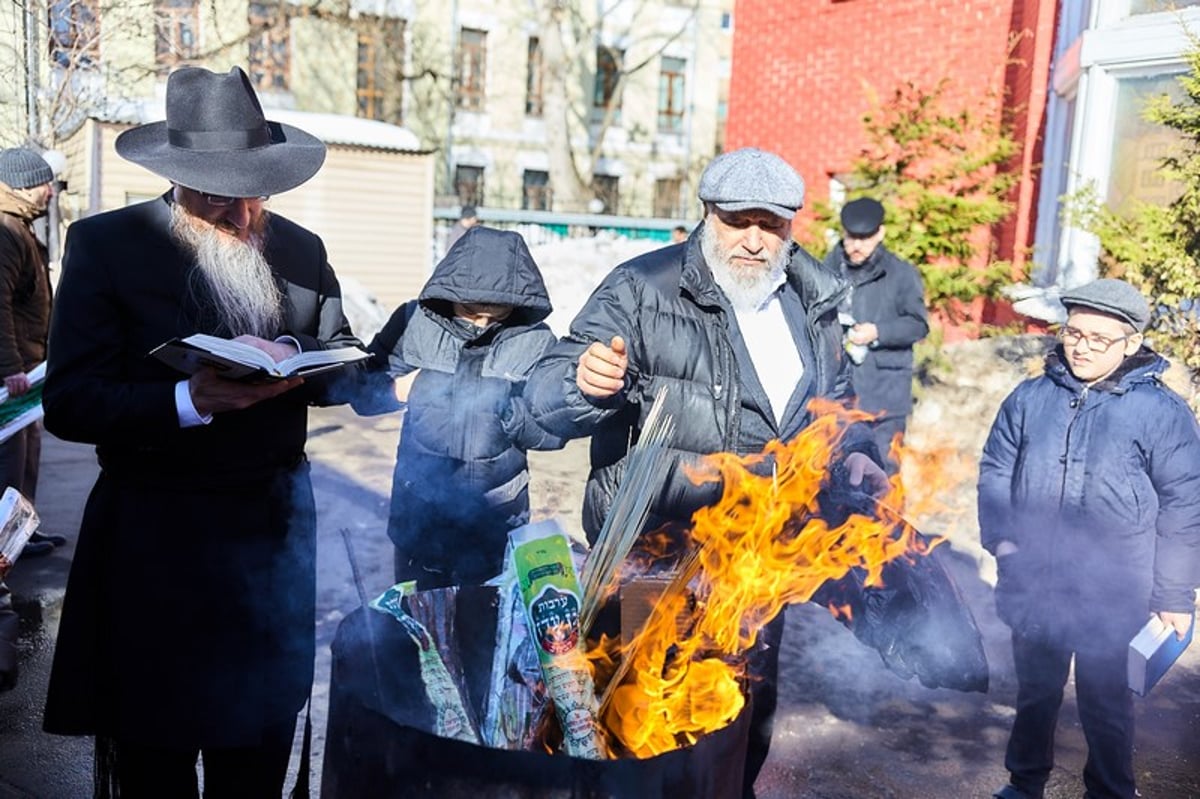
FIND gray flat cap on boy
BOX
[698,147,805,219]
[0,148,54,190]
[1061,278,1151,332]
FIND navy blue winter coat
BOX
[978,347,1200,650]
[360,227,563,586]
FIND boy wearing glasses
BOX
[979,278,1200,799]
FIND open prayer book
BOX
[1128,613,1194,696]
[0,487,39,564]
[151,334,369,382]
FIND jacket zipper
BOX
[1058,384,1088,508]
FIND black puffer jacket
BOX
[527,227,868,541]
[362,227,563,585]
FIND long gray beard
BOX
[169,203,284,339]
[701,221,790,312]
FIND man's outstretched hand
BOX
[576,336,629,398]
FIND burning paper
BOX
[481,554,546,751]
[593,399,947,758]
[369,582,481,744]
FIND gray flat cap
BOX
[0,148,53,190]
[698,147,805,219]
[1061,278,1151,332]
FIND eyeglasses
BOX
[1058,325,1133,353]
[201,193,269,207]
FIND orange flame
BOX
[595,399,936,757]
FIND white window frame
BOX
[1034,4,1200,289]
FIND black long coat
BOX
[41,194,360,748]
[824,243,928,419]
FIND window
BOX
[455,165,485,207]
[1129,0,1200,12]
[654,177,682,218]
[248,2,289,92]
[1107,73,1184,213]
[522,170,551,211]
[591,174,619,215]
[49,0,100,69]
[525,37,543,117]
[456,28,487,111]
[357,17,405,123]
[154,0,198,74]
[658,56,686,132]
[593,46,623,117]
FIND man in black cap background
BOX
[0,147,67,560]
[823,197,928,473]
[979,277,1200,799]
[526,146,889,798]
[41,66,362,796]
[445,203,479,252]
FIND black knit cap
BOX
[0,148,54,189]
[1061,278,1151,332]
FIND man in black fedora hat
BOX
[41,65,362,797]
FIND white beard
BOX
[701,221,790,312]
[169,203,283,339]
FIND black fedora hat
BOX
[115,66,326,198]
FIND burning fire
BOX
[593,399,938,757]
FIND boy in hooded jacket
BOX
[356,227,564,587]
[979,278,1200,799]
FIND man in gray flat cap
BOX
[526,147,888,797]
[980,277,1200,799]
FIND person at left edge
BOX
[0,147,64,557]
[41,65,362,799]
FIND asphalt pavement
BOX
[0,406,402,799]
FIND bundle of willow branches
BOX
[579,386,675,637]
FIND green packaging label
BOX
[510,520,606,759]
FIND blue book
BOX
[1128,614,1195,696]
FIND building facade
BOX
[725,0,1056,280]
[1030,1,1198,310]
[726,0,1195,322]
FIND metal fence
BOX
[432,207,692,260]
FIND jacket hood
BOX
[1045,345,1168,393]
[419,226,553,325]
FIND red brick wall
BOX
[727,0,1057,276]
